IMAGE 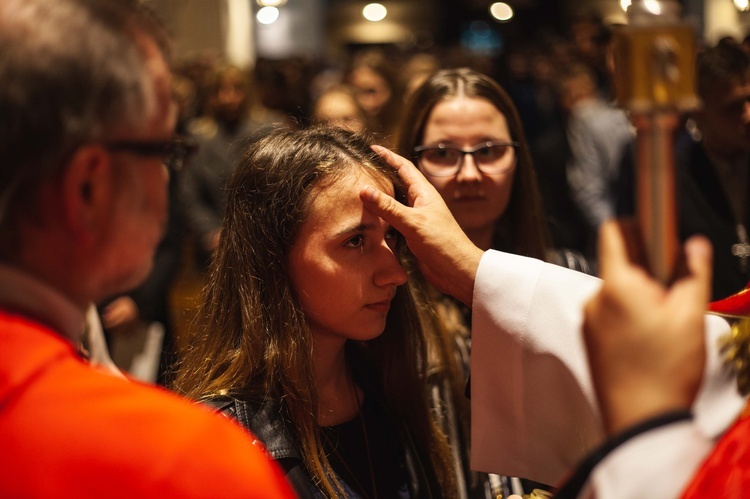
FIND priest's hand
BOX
[360,145,484,307]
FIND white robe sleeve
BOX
[470,250,745,489]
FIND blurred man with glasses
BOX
[0,1,294,497]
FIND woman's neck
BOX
[314,338,362,426]
[463,224,495,251]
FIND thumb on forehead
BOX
[360,184,407,232]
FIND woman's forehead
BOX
[317,166,394,196]
[300,167,394,232]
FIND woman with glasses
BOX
[396,67,590,498]
[398,67,581,265]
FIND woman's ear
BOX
[60,144,114,241]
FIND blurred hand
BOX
[584,220,712,435]
[205,228,222,253]
[101,296,139,331]
[360,145,484,307]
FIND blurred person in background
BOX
[678,43,750,301]
[345,49,403,146]
[559,62,633,253]
[311,84,368,133]
[401,52,441,102]
[181,64,284,270]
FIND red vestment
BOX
[0,310,296,498]
[682,411,750,498]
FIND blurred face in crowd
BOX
[313,90,367,133]
[215,69,249,122]
[349,66,392,118]
[418,96,516,245]
[287,169,407,348]
[698,75,750,159]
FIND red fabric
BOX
[682,412,750,498]
[0,310,296,498]
[709,284,750,317]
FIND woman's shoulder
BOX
[200,395,301,459]
[201,394,324,496]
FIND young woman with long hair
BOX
[173,125,455,499]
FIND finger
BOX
[672,235,713,306]
[597,220,631,281]
[371,145,431,192]
[360,184,411,234]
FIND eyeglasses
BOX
[103,136,196,172]
[414,141,519,177]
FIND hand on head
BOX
[360,145,484,306]
[584,220,713,435]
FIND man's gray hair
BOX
[0,0,169,230]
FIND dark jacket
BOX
[676,136,750,301]
[204,388,441,499]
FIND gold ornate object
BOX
[525,489,554,499]
[719,317,750,396]
[613,0,698,284]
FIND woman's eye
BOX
[476,147,495,158]
[346,234,364,248]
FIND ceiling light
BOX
[490,2,513,22]
[363,3,387,22]
[256,6,279,24]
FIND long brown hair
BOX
[397,68,552,492]
[173,125,455,498]
[396,67,550,260]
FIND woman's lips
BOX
[454,194,485,202]
[365,300,392,313]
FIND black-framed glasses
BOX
[103,135,196,172]
[414,140,519,177]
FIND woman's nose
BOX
[455,153,483,183]
[374,243,408,287]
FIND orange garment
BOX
[0,310,296,498]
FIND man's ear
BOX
[60,145,114,240]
